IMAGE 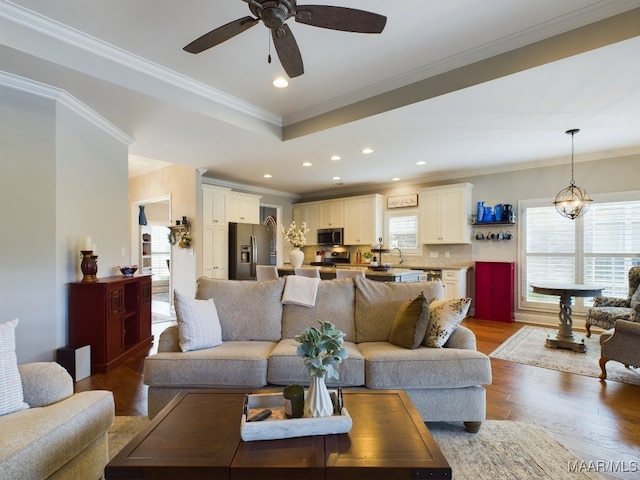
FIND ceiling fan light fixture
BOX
[553,128,592,220]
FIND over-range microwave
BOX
[317,228,344,246]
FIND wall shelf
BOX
[472,221,515,226]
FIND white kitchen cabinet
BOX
[202,225,228,279]
[318,200,344,228]
[441,268,469,300]
[293,202,318,243]
[419,183,473,244]
[202,185,229,226]
[344,194,383,245]
[227,192,260,224]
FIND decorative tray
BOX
[240,392,352,442]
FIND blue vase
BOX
[494,204,503,222]
[477,202,485,222]
[484,206,493,222]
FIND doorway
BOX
[132,196,175,322]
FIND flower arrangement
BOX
[282,221,309,248]
[295,321,349,379]
[178,232,192,248]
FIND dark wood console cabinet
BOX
[68,275,152,373]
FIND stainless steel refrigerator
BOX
[228,222,271,280]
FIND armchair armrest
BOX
[611,319,640,337]
[593,296,631,308]
[18,362,73,407]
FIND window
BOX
[385,209,422,255]
[521,191,640,311]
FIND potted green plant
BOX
[362,251,372,263]
[295,321,349,417]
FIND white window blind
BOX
[522,192,640,310]
[385,209,422,255]
[150,226,170,281]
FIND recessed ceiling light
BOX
[263,174,272,178]
[361,148,374,154]
[330,155,341,161]
[392,177,400,182]
[332,176,341,180]
[416,161,426,165]
[272,77,288,88]
[302,161,312,167]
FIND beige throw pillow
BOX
[423,298,471,348]
[0,319,29,416]
[174,290,223,352]
[388,293,430,349]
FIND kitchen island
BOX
[277,266,422,282]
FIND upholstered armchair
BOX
[599,320,640,381]
[586,266,640,337]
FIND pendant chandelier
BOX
[553,128,592,220]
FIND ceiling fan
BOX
[183,0,387,78]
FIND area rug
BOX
[108,417,602,479]
[490,326,640,386]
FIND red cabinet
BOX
[69,275,152,372]
[474,262,515,322]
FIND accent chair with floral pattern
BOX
[586,266,640,337]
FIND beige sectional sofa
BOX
[0,362,114,480]
[144,276,492,432]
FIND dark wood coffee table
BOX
[106,389,451,479]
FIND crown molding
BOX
[0,1,282,128]
[0,70,134,145]
[202,176,300,200]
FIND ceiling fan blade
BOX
[183,16,258,53]
[272,24,304,78]
[295,5,386,34]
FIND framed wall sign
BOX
[387,193,418,209]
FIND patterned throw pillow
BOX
[0,319,30,416]
[423,298,472,348]
[388,293,430,349]
[174,290,223,352]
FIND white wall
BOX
[0,83,131,363]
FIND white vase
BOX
[289,247,304,268]
[304,375,334,418]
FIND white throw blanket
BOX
[282,275,320,307]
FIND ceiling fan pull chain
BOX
[267,30,272,64]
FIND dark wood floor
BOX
[76,318,640,480]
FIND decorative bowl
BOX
[118,265,138,276]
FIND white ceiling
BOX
[2,0,640,197]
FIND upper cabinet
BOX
[293,202,318,244]
[318,200,344,228]
[419,183,473,244]
[202,185,229,226]
[344,194,384,245]
[227,192,260,224]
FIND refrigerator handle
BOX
[250,235,257,278]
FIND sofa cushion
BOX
[0,319,29,416]
[388,293,430,349]
[0,389,113,480]
[174,290,222,352]
[358,341,492,389]
[144,341,276,388]
[282,278,356,342]
[267,338,365,387]
[196,277,285,341]
[354,276,444,343]
[423,298,471,348]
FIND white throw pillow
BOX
[174,290,222,352]
[423,298,471,348]
[0,319,29,416]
